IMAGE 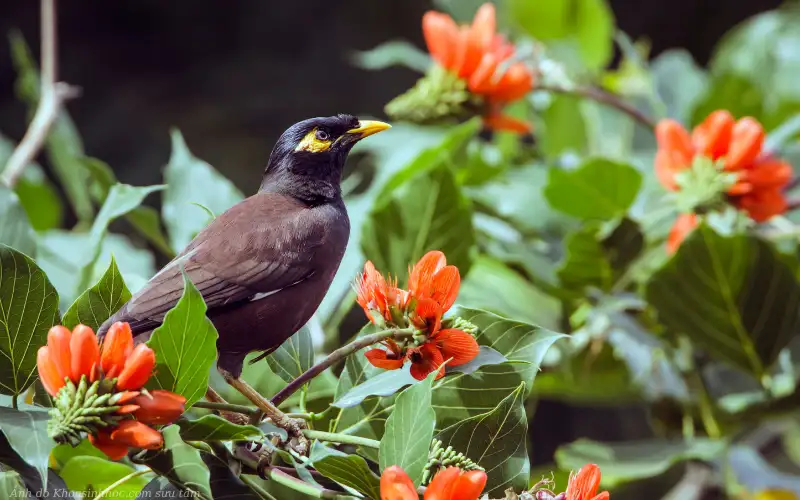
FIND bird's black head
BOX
[260,114,391,204]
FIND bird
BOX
[98,114,391,452]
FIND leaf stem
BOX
[93,469,153,500]
[271,327,415,406]
[302,430,381,450]
[240,475,278,500]
[193,401,260,415]
[11,394,18,410]
[259,467,348,499]
[537,84,657,130]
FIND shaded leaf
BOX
[539,94,587,157]
[162,129,244,252]
[313,453,381,500]
[446,346,507,376]
[333,364,417,409]
[0,407,55,490]
[646,224,800,378]
[136,477,183,499]
[177,415,263,441]
[0,246,60,396]
[379,371,436,486]
[0,185,35,257]
[729,445,800,494]
[544,159,642,220]
[557,223,613,293]
[14,167,63,233]
[147,273,219,408]
[266,326,314,384]
[350,40,431,72]
[50,439,105,469]
[203,451,260,499]
[436,383,528,496]
[0,471,28,499]
[126,206,176,258]
[60,456,148,497]
[62,257,131,332]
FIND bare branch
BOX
[537,84,657,131]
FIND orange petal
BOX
[430,266,460,312]
[725,117,765,170]
[101,322,134,378]
[655,119,694,163]
[740,157,793,189]
[116,344,155,390]
[566,464,603,500]
[451,470,487,500]
[470,3,496,49]
[666,213,698,255]
[110,420,163,449]
[381,466,418,500]
[468,53,498,93]
[482,113,532,134]
[409,343,445,381]
[591,493,611,500]
[70,324,99,383]
[489,63,534,102]
[133,390,186,425]
[452,26,483,80]
[47,326,72,383]
[114,390,141,404]
[116,404,140,414]
[435,329,479,366]
[423,11,459,70]
[409,251,447,299]
[412,298,443,334]
[37,346,64,397]
[365,349,406,371]
[735,188,788,222]
[89,432,129,460]
[691,110,734,160]
[424,467,460,500]
[654,149,691,191]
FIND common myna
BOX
[98,114,391,451]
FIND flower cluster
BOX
[37,322,185,459]
[655,110,793,253]
[381,465,487,500]
[355,251,480,380]
[385,3,536,134]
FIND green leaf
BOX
[446,346,508,375]
[0,245,60,396]
[132,425,212,500]
[61,456,149,497]
[177,415,263,441]
[163,129,244,252]
[0,471,27,499]
[147,273,219,408]
[557,223,613,293]
[539,94,587,157]
[651,49,709,123]
[313,453,381,500]
[62,256,131,332]
[361,163,475,278]
[436,383,529,496]
[126,206,176,258]
[555,438,726,486]
[544,159,643,220]
[51,439,106,469]
[0,185,35,256]
[646,224,800,378]
[511,0,615,70]
[379,371,436,486]
[266,326,314,383]
[350,40,431,72]
[333,364,417,409]
[0,407,55,490]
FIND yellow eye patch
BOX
[295,128,333,153]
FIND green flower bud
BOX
[441,317,480,336]
[47,376,124,446]
[422,439,484,486]
[385,65,483,125]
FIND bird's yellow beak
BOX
[346,120,392,139]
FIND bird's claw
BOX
[284,417,309,456]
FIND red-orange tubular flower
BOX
[133,390,187,425]
[38,325,101,396]
[380,466,488,500]
[355,261,405,325]
[423,3,535,133]
[565,464,609,500]
[89,420,164,460]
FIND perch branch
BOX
[537,84,657,130]
[270,327,415,406]
[1,0,79,188]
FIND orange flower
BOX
[380,466,418,500]
[70,325,99,383]
[365,339,406,371]
[100,322,134,378]
[37,324,102,396]
[89,420,163,460]
[116,343,156,391]
[37,346,64,397]
[408,343,446,381]
[424,467,487,500]
[407,251,460,316]
[355,261,406,325]
[133,390,186,425]
[666,213,698,255]
[422,3,535,133]
[565,464,609,500]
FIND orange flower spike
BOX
[434,329,480,366]
[450,470,488,500]
[100,322,134,378]
[423,11,459,69]
[380,466,418,500]
[133,390,186,425]
[409,343,445,381]
[425,467,460,500]
[46,326,72,383]
[89,431,129,460]
[725,117,765,171]
[409,251,447,299]
[691,110,734,160]
[116,344,156,391]
[667,213,699,255]
[110,420,164,450]
[69,324,99,383]
[565,464,609,500]
[37,346,65,397]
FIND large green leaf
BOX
[333,364,416,409]
[162,129,244,252]
[0,246,60,396]
[350,41,431,73]
[436,383,529,496]
[177,415,263,441]
[557,223,613,293]
[0,407,55,490]
[379,371,436,486]
[0,471,27,499]
[555,438,726,487]
[60,456,149,497]
[0,186,35,256]
[266,326,314,384]
[646,224,800,378]
[544,159,642,221]
[147,273,219,407]
[361,163,475,279]
[539,94,588,157]
[312,453,381,500]
[62,257,131,331]
[650,49,709,123]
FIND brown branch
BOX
[1,0,79,188]
[537,84,657,131]
[270,327,414,406]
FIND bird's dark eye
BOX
[316,129,330,141]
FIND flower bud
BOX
[116,344,155,391]
[100,322,133,378]
[133,390,186,425]
[47,326,72,383]
[70,324,99,383]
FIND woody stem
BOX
[270,327,415,406]
[537,84,657,130]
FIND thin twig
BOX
[1,0,79,188]
[302,430,381,450]
[537,84,657,130]
[194,400,260,415]
[270,327,415,406]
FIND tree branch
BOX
[1,0,79,188]
[302,430,381,450]
[537,84,657,130]
[270,327,415,406]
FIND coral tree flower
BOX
[422,3,535,133]
[380,465,487,500]
[565,464,609,500]
[89,420,164,460]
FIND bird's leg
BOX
[204,386,249,426]
[219,369,309,456]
